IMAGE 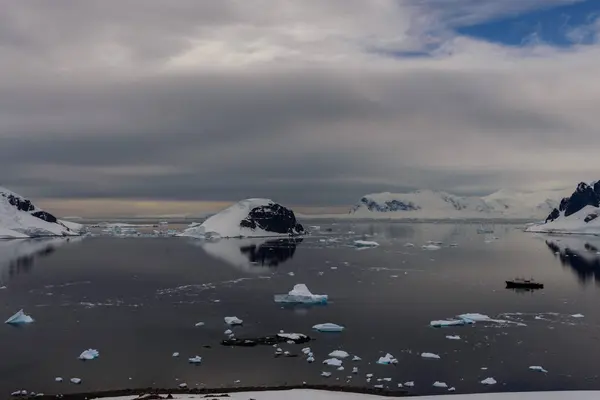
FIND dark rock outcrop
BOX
[354,197,421,213]
[545,181,600,222]
[239,203,304,235]
[1,191,59,224]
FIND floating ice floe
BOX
[430,319,465,328]
[11,390,28,396]
[329,350,350,359]
[313,323,344,332]
[302,347,311,355]
[377,353,398,365]
[70,378,82,384]
[422,244,441,251]
[529,366,548,373]
[179,383,187,388]
[433,381,448,388]
[224,316,243,325]
[446,335,461,340]
[274,284,328,304]
[189,356,202,364]
[288,272,295,276]
[307,356,315,363]
[54,377,63,382]
[195,322,205,327]
[323,358,343,367]
[383,378,392,382]
[481,377,497,385]
[172,352,179,357]
[404,243,415,247]
[224,329,233,335]
[572,314,585,318]
[352,355,362,361]
[337,366,345,371]
[421,352,441,359]
[366,374,373,378]
[352,367,358,374]
[5,309,34,325]
[448,387,456,392]
[404,381,415,387]
[321,372,332,377]
[353,240,380,248]
[78,349,99,360]
[374,384,384,389]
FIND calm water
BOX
[1,222,600,397]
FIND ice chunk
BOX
[377,353,398,365]
[188,356,202,364]
[302,347,311,355]
[337,366,345,371]
[195,322,205,327]
[224,329,233,335]
[321,372,332,377]
[288,272,295,276]
[352,367,358,374]
[54,377,63,382]
[529,366,548,373]
[404,243,415,247]
[422,244,441,251]
[421,352,441,359]
[172,352,179,357]
[78,349,100,360]
[433,381,448,388]
[446,335,461,340]
[70,378,82,384]
[457,313,508,324]
[353,240,380,248]
[323,358,343,367]
[277,333,308,341]
[328,350,350,359]
[274,284,328,304]
[352,355,362,361]
[481,377,497,385]
[448,387,456,392]
[179,383,187,388]
[224,316,243,325]
[430,319,465,327]
[313,323,344,332]
[5,309,34,325]
[572,314,585,318]
[11,390,28,396]
[307,356,315,363]
[383,378,392,382]
[404,381,415,387]
[374,385,384,389]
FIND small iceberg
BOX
[78,349,99,360]
[321,372,332,377]
[446,335,461,340]
[323,358,343,367]
[572,314,585,318]
[302,347,311,354]
[433,381,448,388]
[5,309,34,325]
[172,352,179,357]
[352,367,358,374]
[188,356,202,364]
[54,377,63,382]
[353,240,380,248]
[481,377,497,385]
[313,323,344,332]
[529,366,548,373]
[195,322,205,327]
[421,352,441,359]
[328,350,350,359]
[430,319,465,328]
[422,244,441,251]
[352,355,362,361]
[404,381,415,387]
[274,284,328,304]
[224,316,243,325]
[377,353,398,365]
[70,378,82,384]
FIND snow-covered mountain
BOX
[180,198,304,238]
[0,187,83,238]
[527,181,600,234]
[349,189,567,220]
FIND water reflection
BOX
[546,237,600,286]
[0,237,83,283]
[199,237,302,272]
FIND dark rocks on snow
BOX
[354,197,420,213]
[585,213,598,223]
[546,181,600,222]
[31,211,58,223]
[239,203,304,235]
[2,191,60,224]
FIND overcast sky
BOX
[1,0,599,216]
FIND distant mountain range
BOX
[346,189,571,220]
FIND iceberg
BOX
[172,352,179,357]
[481,377,497,385]
[529,366,548,373]
[377,353,398,365]
[572,314,585,318]
[422,244,441,251]
[5,309,34,325]
[55,377,63,382]
[421,352,441,359]
[433,381,448,388]
[274,284,328,304]
[188,356,202,364]
[78,349,99,360]
[323,358,343,367]
[352,367,358,374]
[352,355,362,361]
[313,323,344,332]
[446,335,461,340]
[430,319,465,328]
[321,372,332,377]
[70,378,82,384]
[224,316,243,325]
[404,381,415,387]
[328,350,350,359]
[353,240,380,248]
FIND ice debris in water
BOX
[288,272,295,276]
[78,349,100,360]
[321,372,332,378]
[430,319,465,328]
[353,240,380,248]
[70,378,82,384]
[421,352,441,359]
[179,383,187,388]
[195,322,205,327]
[572,314,585,318]
[11,390,28,396]
[302,347,311,355]
[433,381,448,388]
[352,355,362,361]
[224,329,233,335]
[374,385,384,389]
[5,309,34,325]
[448,387,456,392]
[224,316,243,325]
[481,377,497,385]
[337,366,345,371]
[307,356,315,363]
[323,358,343,367]
[383,378,392,382]
[529,366,548,373]
[404,381,415,387]
[404,243,415,247]
[274,284,328,304]
[188,356,202,364]
[313,323,344,332]
[329,350,350,359]
[352,367,358,374]
[446,335,461,340]
[55,377,63,382]
[172,352,179,357]
[377,353,398,365]
[422,244,441,251]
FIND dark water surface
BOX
[2,222,600,397]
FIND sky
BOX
[1,0,600,217]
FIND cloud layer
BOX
[1,0,599,212]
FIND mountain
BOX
[180,198,304,238]
[527,181,600,234]
[349,189,567,220]
[0,187,83,238]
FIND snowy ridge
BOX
[0,186,83,237]
[348,189,566,220]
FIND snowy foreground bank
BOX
[96,389,600,400]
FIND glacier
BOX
[274,284,328,304]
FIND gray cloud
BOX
[1,0,599,210]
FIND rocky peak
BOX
[239,203,304,235]
[546,181,600,222]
